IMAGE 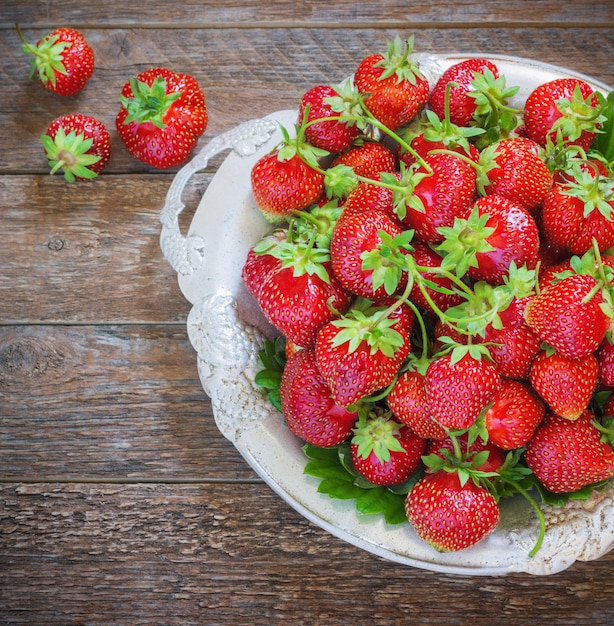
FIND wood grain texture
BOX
[3,0,613,28]
[1,483,614,625]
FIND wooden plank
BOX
[2,28,613,175]
[0,175,200,323]
[1,482,614,624]
[0,324,259,480]
[3,0,612,28]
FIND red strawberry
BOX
[483,379,546,449]
[386,369,447,440]
[478,137,553,211]
[280,349,358,447]
[250,128,326,223]
[400,151,477,244]
[424,348,501,430]
[330,207,408,299]
[529,350,598,421]
[427,58,500,127]
[41,114,111,182]
[540,160,614,255]
[524,273,611,359]
[116,67,208,169]
[257,244,352,348]
[315,299,414,407]
[353,36,429,131]
[242,229,288,299]
[482,295,542,380]
[524,78,603,151]
[298,83,359,153]
[331,141,397,181]
[405,470,500,552]
[18,25,94,96]
[597,340,614,387]
[350,409,426,486]
[337,180,395,222]
[437,195,540,285]
[525,410,614,493]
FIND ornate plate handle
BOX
[159,117,278,276]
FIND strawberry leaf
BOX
[303,444,408,525]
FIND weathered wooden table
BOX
[2,2,614,623]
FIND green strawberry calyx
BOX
[436,205,497,277]
[558,161,614,221]
[351,408,406,465]
[375,35,425,86]
[120,76,183,129]
[40,126,102,183]
[552,84,607,143]
[331,299,406,358]
[17,23,71,87]
[467,67,522,148]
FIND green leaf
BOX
[592,91,614,160]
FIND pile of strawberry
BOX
[243,36,614,555]
[17,25,208,179]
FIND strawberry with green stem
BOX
[436,195,540,285]
[315,296,414,407]
[524,78,605,151]
[116,67,208,169]
[41,114,111,182]
[353,35,430,132]
[299,83,360,153]
[17,24,94,96]
[541,159,614,255]
[349,407,426,486]
[524,253,613,360]
[256,225,352,348]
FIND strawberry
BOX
[483,379,546,449]
[523,78,604,151]
[350,409,426,486]
[597,339,614,387]
[481,295,542,379]
[330,141,397,181]
[250,125,326,223]
[436,195,540,285]
[540,160,614,255]
[529,350,598,421]
[298,83,359,153]
[315,299,414,407]
[41,114,111,182]
[18,25,94,96]
[386,369,447,440]
[428,58,500,127]
[399,151,477,244]
[424,346,501,430]
[256,239,352,348]
[280,349,358,447]
[478,137,553,211]
[524,273,611,359]
[116,67,208,169]
[330,207,409,299]
[337,180,395,222]
[525,410,614,493]
[242,229,288,299]
[405,470,500,552]
[353,36,429,131]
